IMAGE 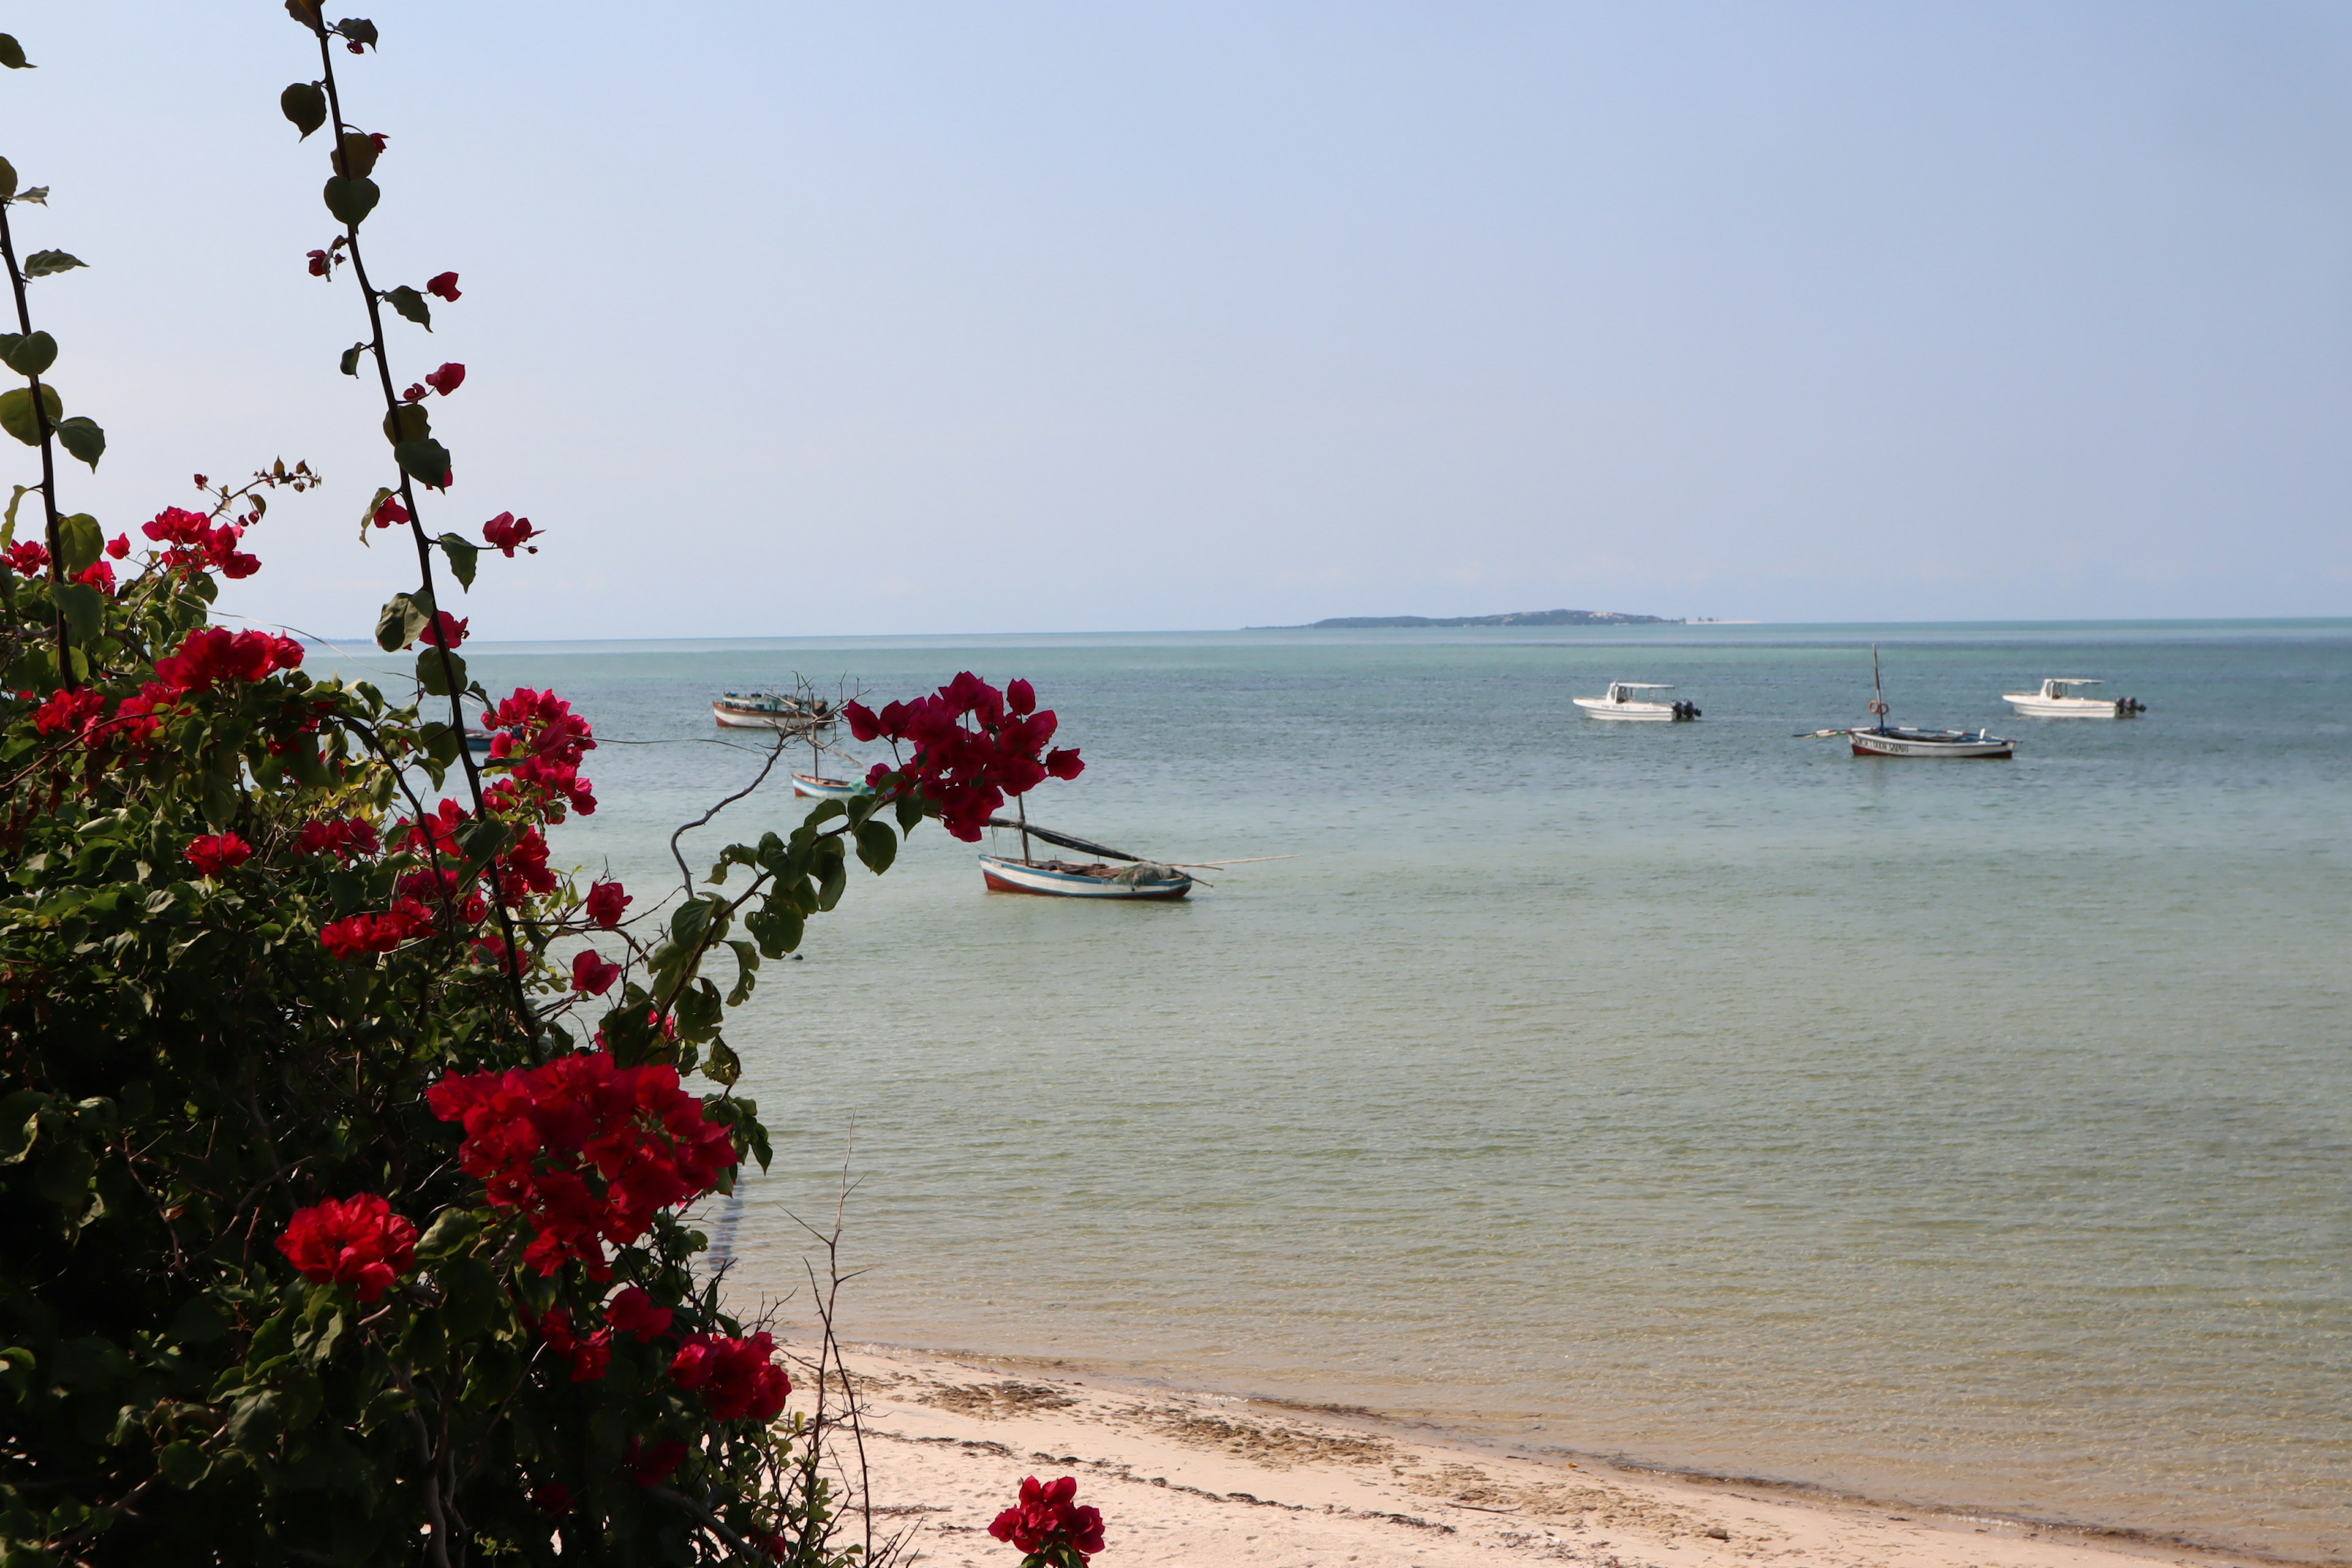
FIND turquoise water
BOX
[420,623,2346,1560]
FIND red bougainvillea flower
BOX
[298,815,381,862]
[531,1482,574,1517]
[481,511,538,557]
[668,1331,791,1422]
[372,492,411,529]
[3,540,49,575]
[275,1194,418,1303]
[606,1285,673,1341]
[989,1476,1106,1562]
[73,560,115,596]
[480,687,597,819]
[31,687,105,742]
[318,899,434,959]
[840,673,1084,842]
[532,1307,614,1382]
[584,880,630,929]
[426,271,461,302]
[413,611,469,650]
[399,382,428,403]
[153,627,304,695]
[104,533,130,559]
[306,249,331,277]
[141,506,260,578]
[627,1439,685,1488]
[424,361,466,396]
[427,1050,740,1277]
[185,833,254,877]
[571,949,622,995]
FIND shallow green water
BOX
[425,622,2348,1560]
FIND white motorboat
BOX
[2003,678,2146,718]
[1572,682,1700,722]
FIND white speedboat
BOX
[1572,682,1700,722]
[2003,679,2145,718]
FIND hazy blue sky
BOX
[10,3,2349,636]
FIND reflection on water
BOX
[392,624,2348,1561]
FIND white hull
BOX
[1572,697,1684,722]
[791,774,866,801]
[979,854,1191,899]
[1850,728,2013,759]
[714,705,802,729]
[2003,695,2138,718]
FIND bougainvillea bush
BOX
[0,12,1083,1566]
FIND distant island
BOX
[1250,607,1682,630]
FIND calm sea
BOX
[420,622,2346,1561]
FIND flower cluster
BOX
[989,1476,1106,1564]
[843,674,1083,841]
[668,1330,791,1422]
[319,900,434,959]
[426,1051,739,1278]
[143,505,260,579]
[153,627,305,695]
[481,511,538,556]
[298,815,381,861]
[186,832,254,877]
[480,687,596,819]
[276,1193,418,1303]
[31,687,105,740]
[3,540,49,576]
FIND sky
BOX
[7,2,2349,636]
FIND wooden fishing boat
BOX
[2002,678,2146,718]
[712,690,834,730]
[978,813,1193,899]
[790,773,867,801]
[1572,682,1700,721]
[1800,646,2015,760]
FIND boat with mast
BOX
[712,689,835,731]
[978,799,1194,899]
[1800,646,2015,759]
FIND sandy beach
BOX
[805,1343,2225,1568]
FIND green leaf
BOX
[416,649,468,697]
[374,590,432,652]
[57,513,102,575]
[21,250,86,278]
[321,175,379,227]
[437,532,477,590]
[13,186,46,206]
[200,765,237,831]
[337,18,380,50]
[745,896,804,958]
[0,35,30,70]
[338,342,365,377]
[2,330,55,376]
[226,1392,283,1454]
[0,157,13,199]
[670,897,714,952]
[336,130,380,178]
[706,1037,743,1087]
[169,1298,228,1345]
[394,437,451,489]
[414,1207,479,1262]
[0,384,62,445]
[279,81,327,138]
[36,1137,92,1208]
[384,284,431,330]
[896,791,925,832]
[854,818,897,875]
[815,837,848,911]
[53,416,102,471]
[157,1439,208,1490]
[53,583,102,644]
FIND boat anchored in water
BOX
[712,689,835,731]
[978,812,1194,900]
[2003,678,2146,718]
[1799,646,2015,759]
[1572,682,1701,722]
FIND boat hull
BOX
[1572,697,1687,722]
[2003,695,2139,718]
[713,704,805,729]
[978,854,1191,899]
[1850,728,2013,759]
[791,773,867,801]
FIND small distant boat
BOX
[712,690,834,730]
[1572,682,1700,722]
[1800,646,2015,760]
[2003,678,2146,718]
[978,813,1193,900]
[790,773,867,801]
[464,731,496,756]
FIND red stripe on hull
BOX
[1850,744,2013,759]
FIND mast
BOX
[1016,792,1035,865]
[1868,643,1890,731]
